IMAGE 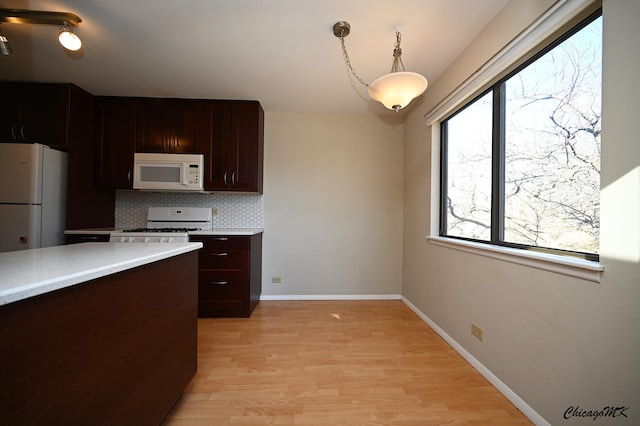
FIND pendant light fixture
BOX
[333,21,428,112]
[0,9,82,53]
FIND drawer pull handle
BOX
[211,252,228,256]
[210,281,228,286]
[213,237,229,241]
[81,236,99,240]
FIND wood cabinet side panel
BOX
[0,252,198,425]
[249,233,263,314]
[67,87,117,229]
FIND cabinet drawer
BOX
[65,234,111,244]
[198,249,248,275]
[198,278,247,301]
[189,235,249,250]
[198,278,249,317]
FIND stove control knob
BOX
[128,237,135,243]
[144,237,151,243]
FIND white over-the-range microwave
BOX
[133,152,205,192]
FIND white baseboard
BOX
[260,294,402,301]
[400,296,550,426]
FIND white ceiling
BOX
[0,0,509,115]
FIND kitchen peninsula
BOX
[0,242,202,425]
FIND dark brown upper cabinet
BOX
[94,97,138,189]
[136,99,204,154]
[92,97,263,195]
[0,82,70,150]
[200,101,263,193]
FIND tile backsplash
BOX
[115,190,264,229]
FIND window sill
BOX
[427,236,604,283]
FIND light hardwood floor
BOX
[163,300,531,425]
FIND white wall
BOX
[403,0,640,424]
[262,112,405,297]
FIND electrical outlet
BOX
[271,276,282,284]
[471,323,484,342]
[212,208,219,216]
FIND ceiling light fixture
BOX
[0,9,82,53]
[333,21,428,112]
[58,24,82,51]
[0,27,13,56]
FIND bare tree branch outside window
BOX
[443,16,602,255]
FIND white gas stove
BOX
[109,207,212,243]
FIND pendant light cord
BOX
[338,30,370,87]
[391,31,406,73]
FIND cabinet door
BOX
[0,87,21,142]
[200,101,232,191]
[95,97,137,188]
[0,83,69,147]
[229,102,263,193]
[137,99,203,153]
[22,84,69,148]
[136,99,170,153]
[171,100,203,153]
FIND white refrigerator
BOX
[0,143,68,253]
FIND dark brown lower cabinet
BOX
[190,233,262,317]
[0,252,198,425]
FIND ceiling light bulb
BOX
[0,33,13,56]
[58,27,81,51]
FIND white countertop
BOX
[0,242,203,307]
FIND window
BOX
[440,11,602,261]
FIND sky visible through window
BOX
[445,16,602,255]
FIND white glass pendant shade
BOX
[58,28,81,51]
[368,71,428,111]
